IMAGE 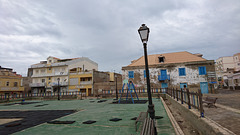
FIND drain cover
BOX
[97,100,107,103]
[34,104,48,107]
[109,118,122,122]
[131,117,137,120]
[155,116,163,119]
[82,120,96,124]
[47,120,75,124]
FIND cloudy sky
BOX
[0,0,240,76]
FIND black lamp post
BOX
[115,73,118,100]
[57,78,60,100]
[138,24,155,120]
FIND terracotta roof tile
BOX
[128,51,207,67]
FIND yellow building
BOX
[0,66,24,96]
[69,68,93,96]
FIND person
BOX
[183,85,187,91]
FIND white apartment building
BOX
[215,53,240,89]
[30,56,98,93]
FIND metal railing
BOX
[166,88,204,117]
[0,92,86,101]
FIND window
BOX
[6,82,9,86]
[144,70,149,78]
[158,56,165,63]
[199,66,206,75]
[36,70,39,74]
[129,71,134,78]
[14,82,18,87]
[49,77,51,80]
[41,69,45,73]
[179,68,186,76]
[49,68,51,70]
[42,79,45,83]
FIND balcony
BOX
[29,83,46,87]
[80,81,92,85]
[0,87,24,91]
[50,82,68,86]
[31,72,68,78]
[70,71,92,75]
[158,75,170,81]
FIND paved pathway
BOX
[203,89,240,135]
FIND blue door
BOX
[180,83,187,89]
[200,82,208,93]
[161,83,168,93]
[161,83,168,88]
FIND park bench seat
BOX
[140,118,155,135]
[203,97,218,108]
[135,112,148,131]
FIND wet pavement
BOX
[203,89,240,135]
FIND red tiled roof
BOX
[128,51,207,67]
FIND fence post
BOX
[181,88,183,104]
[198,89,204,117]
[186,89,191,109]
[173,88,175,99]
[176,89,179,101]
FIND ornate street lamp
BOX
[138,24,155,119]
[57,78,60,100]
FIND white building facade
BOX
[30,56,98,93]
[122,52,215,93]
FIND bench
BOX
[61,95,77,100]
[203,97,218,108]
[135,112,148,131]
[140,118,155,135]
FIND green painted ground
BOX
[0,98,175,135]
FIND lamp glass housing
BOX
[138,24,150,43]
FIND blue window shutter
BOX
[199,66,206,75]
[129,71,134,78]
[179,68,186,76]
[144,70,146,78]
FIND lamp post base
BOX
[148,104,155,119]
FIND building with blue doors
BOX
[122,51,215,93]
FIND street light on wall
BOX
[57,78,60,100]
[138,24,155,119]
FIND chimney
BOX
[194,53,203,57]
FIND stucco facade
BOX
[0,66,24,95]
[122,52,215,93]
[30,56,98,93]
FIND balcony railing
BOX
[158,75,170,81]
[50,82,68,86]
[30,83,46,87]
[31,72,68,77]
[0,87,24,91]
[80,81,92,85]
[70,71,92,75]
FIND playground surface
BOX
[0,98,175,135]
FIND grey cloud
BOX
[0,0,240,75]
